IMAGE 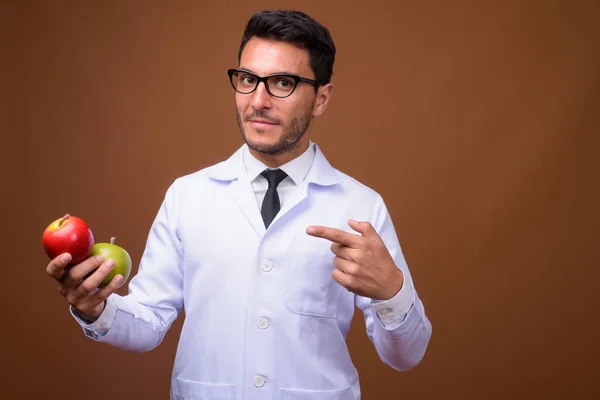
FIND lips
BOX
[248,118,278,125]
[247,117,279,130]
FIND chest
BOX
[175,180,371,318]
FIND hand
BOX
[46,253,123,322]
[306,219,404,300]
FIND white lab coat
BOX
[76,143,432,399]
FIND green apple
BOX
[89,237,132,288]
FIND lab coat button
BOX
[380,308,392,316]
[261,260,273,272]
[257,317,269,329]
[253,375,265,387]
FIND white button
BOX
[257,317,269,330]
[100,320,108,328]
[253,375,265,387]
[261,260,273,272]
[379,308,392,316]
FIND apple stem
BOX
[110,237,116,244]
[58,214,70,227]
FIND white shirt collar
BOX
[243,141,316,185]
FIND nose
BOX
[250,81,272,110]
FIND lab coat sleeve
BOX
[71,180,185,352]
[354,194,432,371]
[371,275,416,330]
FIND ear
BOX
[312,83,334,117]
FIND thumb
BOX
[348,219,376,237]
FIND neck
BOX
[250,138,310,168]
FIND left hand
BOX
[306,219,404,300]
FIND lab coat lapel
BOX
[306,144,344,187]
[231,173,266,237]
[270,144,343,228]
[273,179,308,226]
[205,145,266,238]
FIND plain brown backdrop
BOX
[2,0,599,399]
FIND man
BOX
[46,9,432,400]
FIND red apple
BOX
[42,214,94,265]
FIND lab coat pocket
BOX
[171,377,235,399]
[284,239,343,318]
[281,385,353,400]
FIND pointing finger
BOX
[306,226,363,248]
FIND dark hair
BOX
[238,10,336,86]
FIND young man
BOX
[46,9,432,400]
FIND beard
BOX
[236,106,313,155]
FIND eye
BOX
[275,77,294,90]
[240,75,256,85]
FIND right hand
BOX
[46,253,123,323]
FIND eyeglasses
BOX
[227,68,318,98]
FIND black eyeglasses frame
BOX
[227,68,319,98]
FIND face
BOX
[235,37,333,164]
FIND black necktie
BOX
[260,168,288,228]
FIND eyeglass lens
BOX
[231,71,296,97]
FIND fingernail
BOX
[306,227,315,235]
[96,255,104,263]
[61,254,71,263]
[106,259,115,268]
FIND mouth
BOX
[247,118,279,129]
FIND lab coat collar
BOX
[206,142,344,187]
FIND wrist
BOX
[75,301,106,324]
[384,270,404,300]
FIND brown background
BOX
[2,0,599,399]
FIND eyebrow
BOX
[238,67,300,76]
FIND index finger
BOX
[306,226,363,248]
[46,253,72,280]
